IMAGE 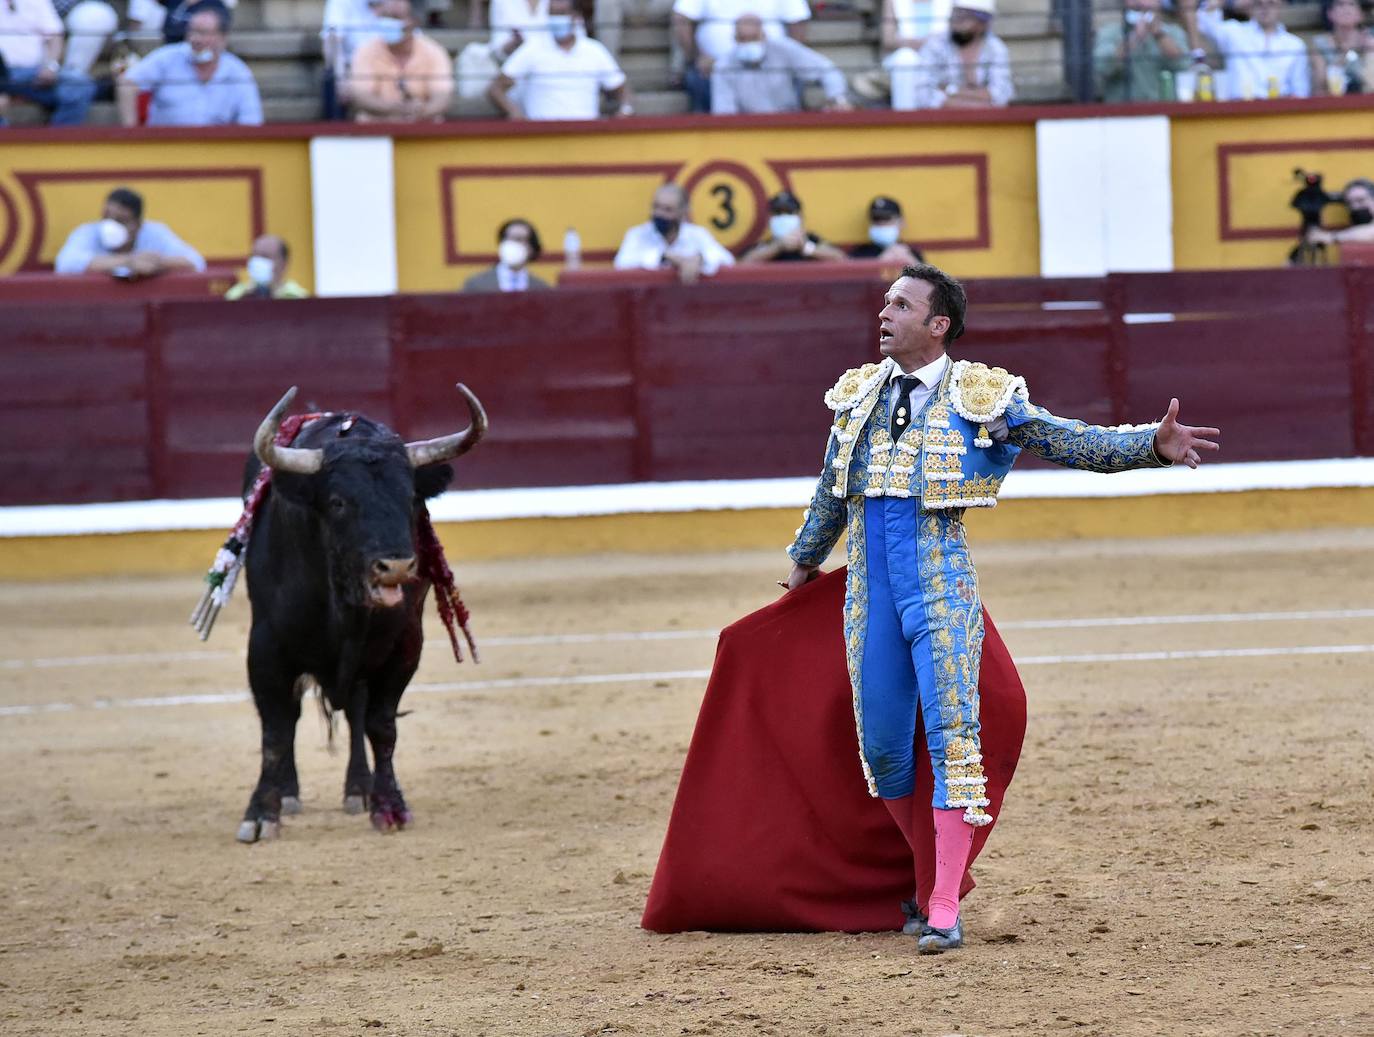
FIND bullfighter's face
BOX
[878,276,949,370]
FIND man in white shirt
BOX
[614,183,735,283]
[1182,0,1310,98]
[0,0,96,126]
[671,0,810,111]
[489,0,631,119]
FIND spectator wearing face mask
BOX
[740,190,848,263]
[890,0,1012,110]
[848,196,924,265]
[54,186,205,277]
[225,235,308,300]
[1093,0,1189,101]
[117,0,262,126]
[614,183,735,284]
[463,218,552,292]
[348,0,454,121]
[489,0,631,119]
[711,13,851,114]
[1306,177,1374,248]
[1311,0,1373,95]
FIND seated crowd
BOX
[1,0,1368,128]
[46,170,1374,295]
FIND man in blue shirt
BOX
[117,0,263,126]
[54,186,206,277]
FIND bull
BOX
[236,384,487,843]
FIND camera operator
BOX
[1307,178,1374,247]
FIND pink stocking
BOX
[927,807,974,930]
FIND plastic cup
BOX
[1328,67,1348,96]
[1174,70,1196,102]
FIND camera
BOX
[1289,169,1340,266]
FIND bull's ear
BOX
[413,462,454,501]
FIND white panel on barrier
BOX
[1037,116,1174,277]
[309,136,398,296]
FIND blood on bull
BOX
[193,383,487,843]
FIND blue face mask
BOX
[868,223,900,247]
[376,17,407,44]
[1124,9,1153,25]
[735,40,766,65]
[769,213,802,240]
[547,14,576,39]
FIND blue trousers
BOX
[857,496,979,808]
[0,66,96,127]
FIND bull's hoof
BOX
[370,808,413,834]
[343,795,368,815]
[281,796,303,816]
[236,818,281,844]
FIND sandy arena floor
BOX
[2,528,1372,1037]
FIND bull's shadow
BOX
[228,384,486,843]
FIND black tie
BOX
[889,376,921,440]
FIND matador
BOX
[784,263,1220,953]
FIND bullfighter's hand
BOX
[1153,397,1220,469]
[783,562,821,592]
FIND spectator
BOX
[614,183,735,283]
[1094,0,1189,101]
[851,0,951,105]
[1183,0,1310,98]
[711,14,851,113]
[848,195,924,264]
[489,0,631,120]
[1311,0,1373,94]
[740,190,848,263]
[348,0,454,122]
[52,0,119,78]
[118,1,263,126]
[321,0,384,113]
[127,0,239,43]
[0,0,96,127]
[891,0,1012,110]
[1307,177,1374,246]
[54,186,205,277]
[463,218,552,291]
[225,235,308,299]
[672,0,809,112]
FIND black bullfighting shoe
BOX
[900,899,928,936]
[917,918,964,954]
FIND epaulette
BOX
[948,359,1028,423]
[823,361,887,412]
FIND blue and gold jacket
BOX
[788,357,1169,567]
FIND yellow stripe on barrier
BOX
[1,487,1370,581]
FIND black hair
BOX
[106,187,144,221]
[1343,177,1374,198]
[185,0,232,33]
[497,218,542,261]
[277,239,291,263]
[901,263,967,344]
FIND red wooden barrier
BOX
[0,268,1369,507]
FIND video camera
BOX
[1289,169,1340,266]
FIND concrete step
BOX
[232,29,321,60]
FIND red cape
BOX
[641,566,1028,933]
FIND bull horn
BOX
[405,383,488,468]
[253,386,324,475]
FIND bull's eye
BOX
[328,495,347,515]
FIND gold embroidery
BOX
[824,362,884,411]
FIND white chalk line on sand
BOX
[2,643,1373,718]
[3,607,1374,673]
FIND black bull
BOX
[236,385,487,843]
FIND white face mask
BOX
[188,42,217,64]
[1124,9,1153,25]
[869,223,900,247]
[498,239,530,269]
[98,218,130,251]
[769,213,802,240]
[735,40,766,65]
[246,255,276,286]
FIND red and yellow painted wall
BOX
[0,98,1369,293]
